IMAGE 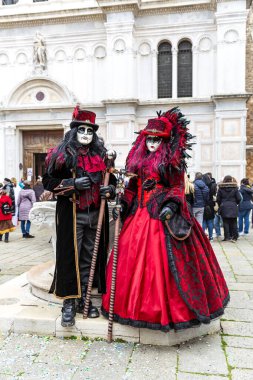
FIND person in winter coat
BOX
[217,176,241,242]
[3,178,15,215]
[192,172,209,226]
[0,187,15,243]
[184,173,194,210]
[17,181,36,238]
[238,178,253,235]
[10,177,20,227]
[202,173,217,241]
[33,176,44,202]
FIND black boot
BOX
[61,298,76,327]
[76,285,99,318]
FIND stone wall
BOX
[246,2,253,182]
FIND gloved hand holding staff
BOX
[83,150,117,319]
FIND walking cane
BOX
[83,150,116,319]
[107,169,126,343]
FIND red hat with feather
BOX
[140,111,173,138]
[70,105,99,131]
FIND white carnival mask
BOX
[146,135,162,152]
[77,125,94,145]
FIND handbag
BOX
[203,204,213,220]
[165,212,192,241]
[1,202,11,215]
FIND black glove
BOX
[159,202,179,221]
[112,206,121,221]
[74,176,91,190]
[61,178,75,187]
[100,185,116,199]
[159,206,173,221]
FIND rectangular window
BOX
[178,42,192,98]
[2,0,18,4]
[158,43,172,99]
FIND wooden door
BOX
[23,130,63,180]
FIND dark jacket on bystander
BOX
[217,182,241,218]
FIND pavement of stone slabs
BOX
[1,226,253,379]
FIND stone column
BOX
[151,48,158,99]
[105,11,137,100]
[213,96,248,181]
[4,124,17,179]
[0,125,5,180]
[172,47,178,99]
[192,45,198,98]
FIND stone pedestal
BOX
[26,202,221,345]
[29,201,57,256]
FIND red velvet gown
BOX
[102,168,229,332]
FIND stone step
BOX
[0,269,221,346]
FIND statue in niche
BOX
[33,32,47,70]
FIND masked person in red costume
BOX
[43,105,116,327]
[102,107,229,332]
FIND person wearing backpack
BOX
[202,173,217,241]
[3,178,15,215]
[0,186,15,243]
[217,176,241,242]
[238,178,253,236]
[192,172,209,226]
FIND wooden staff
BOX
[107,171,125,343]
[83,151,116,319]
[107,204,121,342]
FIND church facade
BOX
[0,0,250,182]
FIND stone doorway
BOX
[23,129,63,181]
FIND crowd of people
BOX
[185,173,253,242]
[1,170,253,246]
[0,177,45,242]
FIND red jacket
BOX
[0,194,13,221]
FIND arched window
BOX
[157,42,172,98]
[178,40,192,97]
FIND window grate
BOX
[178,40,192,98]
[2,0,18,4]
[158,42,172,99]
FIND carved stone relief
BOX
[0,53,9,65]
[16,52,28,65]
[33,32,47,70]
[198,37,212,52]
[94,45,106,59]
[114,38,126,53]
[138,42,151,56]
[74,48,86,61]
[54,49,67,62]
[224,30,239,44]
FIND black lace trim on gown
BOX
[101,295,229,332]
[101,227,230,332]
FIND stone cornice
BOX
[139,97,213,106]
[102,98,139,105]
[212,93,250,100]
[0,103,104,113]
[0,9,104,29]
[0,1,218,28]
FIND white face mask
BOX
[77,125,93,145]
[146,135,162,152]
